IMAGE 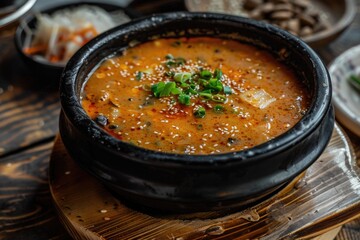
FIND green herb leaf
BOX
[171,87,182,95]
[194,107,206,118]
[160,82,176,97]
[151,82,165,97]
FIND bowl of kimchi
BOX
[14,1,133,87]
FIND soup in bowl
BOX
[59,12,334,212]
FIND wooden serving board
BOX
[49,124,360,240]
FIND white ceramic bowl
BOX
[330,44,360,136]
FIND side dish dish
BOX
[186,0,331,38]
[22,5,130,64]
[81,37,311,154]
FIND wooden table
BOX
[0,0,359,239]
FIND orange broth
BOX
[81,37,310,154]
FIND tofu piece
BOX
[240,89,276,109]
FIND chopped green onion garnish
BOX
[199,91,212,100]
[194,107,206,118]
[152,60,230,117]
[178,93,191,105]
[174,72,191,83]
[208,78,223,92]
[184,86,198,95]
[213,105,224,113]
[211,94,226,103]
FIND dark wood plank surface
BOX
[0,35,60,157]
[0,0,359,239]
[0,141,70,240]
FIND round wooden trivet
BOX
[49,124,360,240]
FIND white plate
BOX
[329,44,360,136]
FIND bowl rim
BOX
[13,1,134,70]
[60,11,332,166]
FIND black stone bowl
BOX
[14,1,136,89]
[59,12,334,213]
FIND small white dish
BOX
[329,44,360,136]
